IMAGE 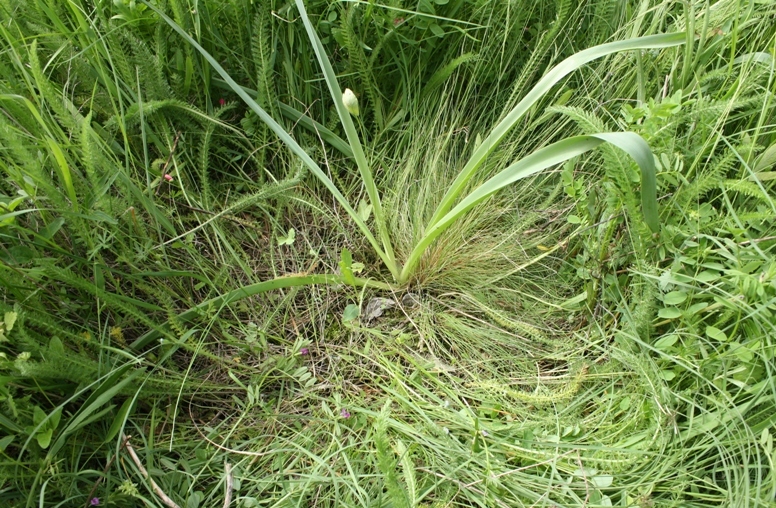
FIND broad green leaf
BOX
[706,326,728,342]
[48,336,64,355]
[33,406,46,426]
[592,475,614,488]
[428,32,686,227]
[686,302,709,315]
[36,428,53,449]
[49,407,61,430]
[659,369,676,381]
[663,291,688,305]
[696,270,720,282]
[658,307,682,319]
[654,334,679,350]
[728,342,754,363]
[0,435,14,451]
[343,304,360,323]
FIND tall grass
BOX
[0,0,774,507]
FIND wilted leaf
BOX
[364,297,396,321]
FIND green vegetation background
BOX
[0,0,775,506]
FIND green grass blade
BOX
[142,1,392,272]
[400,132,659,281]
[427,32,685,228]
[295,0,398,280]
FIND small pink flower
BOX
[90,499,100,506]
[340,408,351,418]
[300,347,309,355]
[163,174,173,182]
[393,17,405,26]
[219,98,226,106]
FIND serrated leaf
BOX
[4,312,17,332]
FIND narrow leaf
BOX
[429,32,685,226]
[401,132,659,280]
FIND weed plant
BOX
[0,0,775,507]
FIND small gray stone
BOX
[401,292,421,308]
[364,297,396,321]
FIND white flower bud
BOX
[342,88,359,117]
